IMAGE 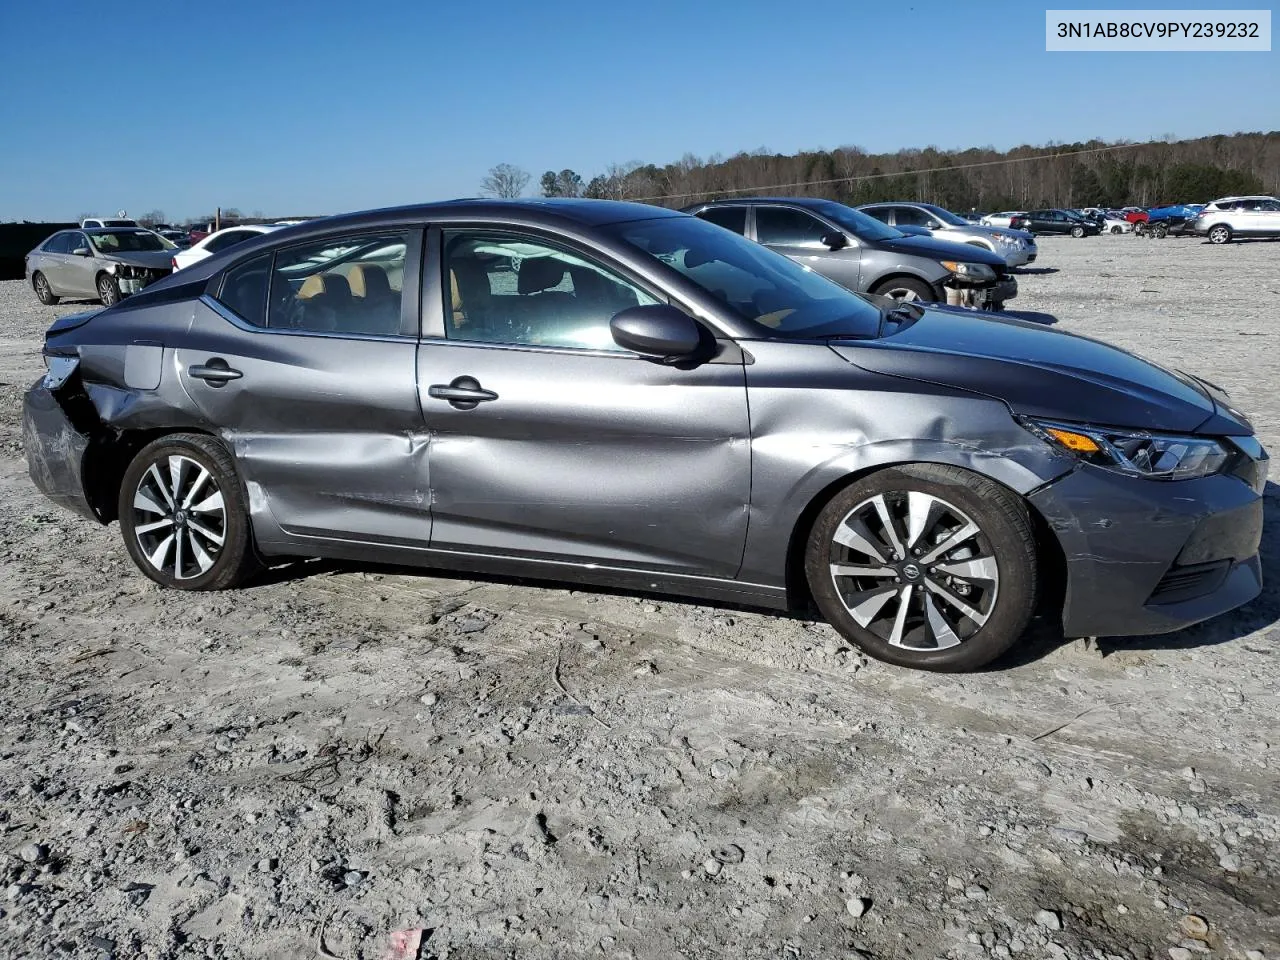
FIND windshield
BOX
[89,230,171,253]
[606,215,882,340]
[920,204,969,226]
[803,200,903,242]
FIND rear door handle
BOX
[428,376,497,410]
[188,358,243,386]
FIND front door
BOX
[418,228,750,578]
[175,230,431,546]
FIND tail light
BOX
[171,257,178,271]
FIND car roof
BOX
[1211,195,1277,202]
[309,197,681,229]
[81,226,154,234]
[690,196,833,208]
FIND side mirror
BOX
[72,247,91,257]
[820,231,848,250]
[610,304,703,361]
[925,220,942,229]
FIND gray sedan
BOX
[684,197,1017,309]
[26,228,175,306]
[857,202,1037,267]
[23,200,1266,671]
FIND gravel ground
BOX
[0,235,1278,960]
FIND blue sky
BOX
[0,0,1274,221]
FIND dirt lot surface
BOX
[0,236,1278,960]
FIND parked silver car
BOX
[26,228,175,306]
[685,197,1016,309]
[858,202,1037,267]
[1189,196,1280,244]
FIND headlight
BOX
[1022,418,1230,480]
[941,261,996,281]
[988,232,1015,246]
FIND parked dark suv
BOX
[1021,210,1101,237]
[683,197,1016,309]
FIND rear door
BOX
[37,233,73,292]
[752,205,863,291]
[416,225,750,577]
[174,229,431,547]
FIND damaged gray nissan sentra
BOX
[23,199,1268,671]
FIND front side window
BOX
[859,206,892,225]
[754,207,830,247]
[268,232,407,335]
[606,215,881,340]
[892,206,933,227]
[443,231,658,351]
[695,206,748,235]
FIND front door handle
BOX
[428,376,498,410]
[188,357,243,387]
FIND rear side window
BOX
[268,232,408,336]
[860,207,892,225]
[695,206,747,235]
[754,207,829,247]
[216,254,271,326]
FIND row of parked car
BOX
[977,196,1280,242]
[25,220,300,306]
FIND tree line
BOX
[483,131,1278,211]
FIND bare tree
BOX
[139,209,166,227]
[481,164,531,199]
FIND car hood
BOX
[830,307,1251,435]
[869,233,1006,267]
[100,251,175,270]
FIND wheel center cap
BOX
[900,562,922,581]
[174,510,188,527]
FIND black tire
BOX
[804,463,1039,672]
[1070,225,1085,238]
[117,433,260,590]
[1207,224,1232,245]
[97,273,121,306]
[870,276,936,303]
[1152,222,1169,239]
[1110,225,1123,235]
[1133,221,1147,236]
[32,272,59,305]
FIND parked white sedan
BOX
[171,224,283,271]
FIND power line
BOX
[627,141,1151,203]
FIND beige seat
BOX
[348,263,394,300]
[294,273,352,331]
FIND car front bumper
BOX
[1029,456,1266,639]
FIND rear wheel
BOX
[804,464,1039,672]
[32,272,58,305]
[1110,225,1123,235]
[1070,225,1085,238]
[1208,224,1232,244]
[97,273,121,306]
[117,434,260,590]
[1134,221,1147,236]
[870,276,935,303]
[1152,222,1169,239]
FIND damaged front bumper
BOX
[1030,454,1266,639]
[947,276,1018,310]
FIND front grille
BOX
[1149,560,1231,605]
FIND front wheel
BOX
[32,272,59,305]
[1152,222,1169,239]
[870,276,935,303]
[118,433,260,590]
[97,273,121,306]
[1133,222,1147,236]
[1208,224,1232,244]
[1070,225,1085,238]
[804,464,1039,672]
[1110,225,1123,235]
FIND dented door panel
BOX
[174,300,430,548]
[417,339,751,577]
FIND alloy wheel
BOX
[98,276,118,305]
[827,491,999,650]
[132,454,227,580]
[35,275,51,300]
[883,286,920,302]
[1208,226,1230,244]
